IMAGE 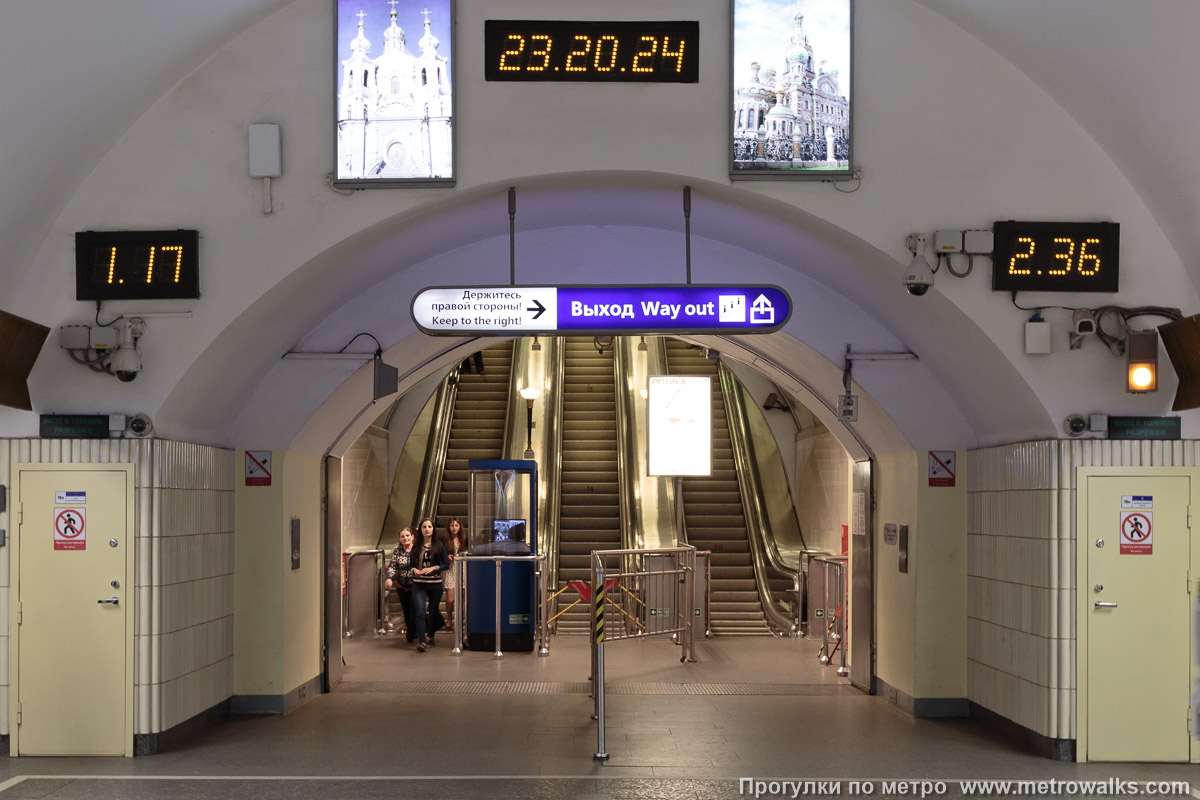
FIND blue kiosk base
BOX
[465,559,535,653]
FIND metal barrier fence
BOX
[812,555,848,678]
[797,549,829,637]
[344,550,386,637]
[589,546,698,760]
[449,553,550,659]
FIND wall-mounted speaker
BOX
[372,355,398,401]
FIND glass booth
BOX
[465,459,538,652]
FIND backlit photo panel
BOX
[731,0,853,180]
[335,0,454,185]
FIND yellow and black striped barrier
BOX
[593,579,605,644]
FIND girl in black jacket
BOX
[411,517,449,652]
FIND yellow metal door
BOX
[15,467,131,756]
[1085,476,1191,762]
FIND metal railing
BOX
[812,555,848,677]
[797,549,829,637]
[449,552,550,659]
[589,546,697,760]
[343,549,386,637]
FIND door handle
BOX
[97,597,120,605]
[1094,601,1117,608]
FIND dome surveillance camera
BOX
[1064,414,1087,436]
[108,319,142,382]
[110,346,141,382]
[902,234,934,296]
[903,263,933,296]
[127,414,153,437]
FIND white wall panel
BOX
[0,438,233,737]
[967,438,1196,741]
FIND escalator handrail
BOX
[735,373,808,570]
[717,361,798,635]
[411,367,460,528]
[613,340,643,554]
[500,338,565,620]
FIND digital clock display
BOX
[75,230,199,301]
[992,221,1119,293]
[485,20,699,83]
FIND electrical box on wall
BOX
[58,325,90,350]
[248,123,282,178]
[934,230,962,254]
[1025,321,1052,354]
[962,230,994,255]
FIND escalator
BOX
[554,337,621,634]
[432,342,515,529]
[396,335,797,639]
[664,339,772,635]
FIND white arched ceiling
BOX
[159,175,1052,456]
[3,0,1197,298]
[3,0,1197,447]
[913,0,1200,292]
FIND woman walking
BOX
[412,517,449,652]
[443,517,468,629]
[383,527,417,642]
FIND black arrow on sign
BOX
[527,299,546,320]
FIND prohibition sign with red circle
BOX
[1119,510,1152,555]
[54,507,86,550]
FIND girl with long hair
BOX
[411,517,449,652]
[443,517,468,628]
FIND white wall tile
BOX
[3,439,235,735]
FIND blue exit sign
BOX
[411,285,792,335]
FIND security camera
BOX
[127,414,153,437]
[902,233,934,296]
[1072,308,1096,336]
[110,347,141,382]
[903,261,934,296]
[1064,414,1087,437]
[108,318,142,382]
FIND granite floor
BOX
[0,635,1194,799]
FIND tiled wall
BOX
[154,441,235,732]
[795,426,851,555]
[967,439,1200,741]
[0,438,235,736]
[341,431,388,551]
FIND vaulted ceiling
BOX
[2,1,1197,306]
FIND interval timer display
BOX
[485,20,699,83]
[992,221,1120,293]
[75,230,200,301]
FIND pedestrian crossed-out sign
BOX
[54,506,86,551]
